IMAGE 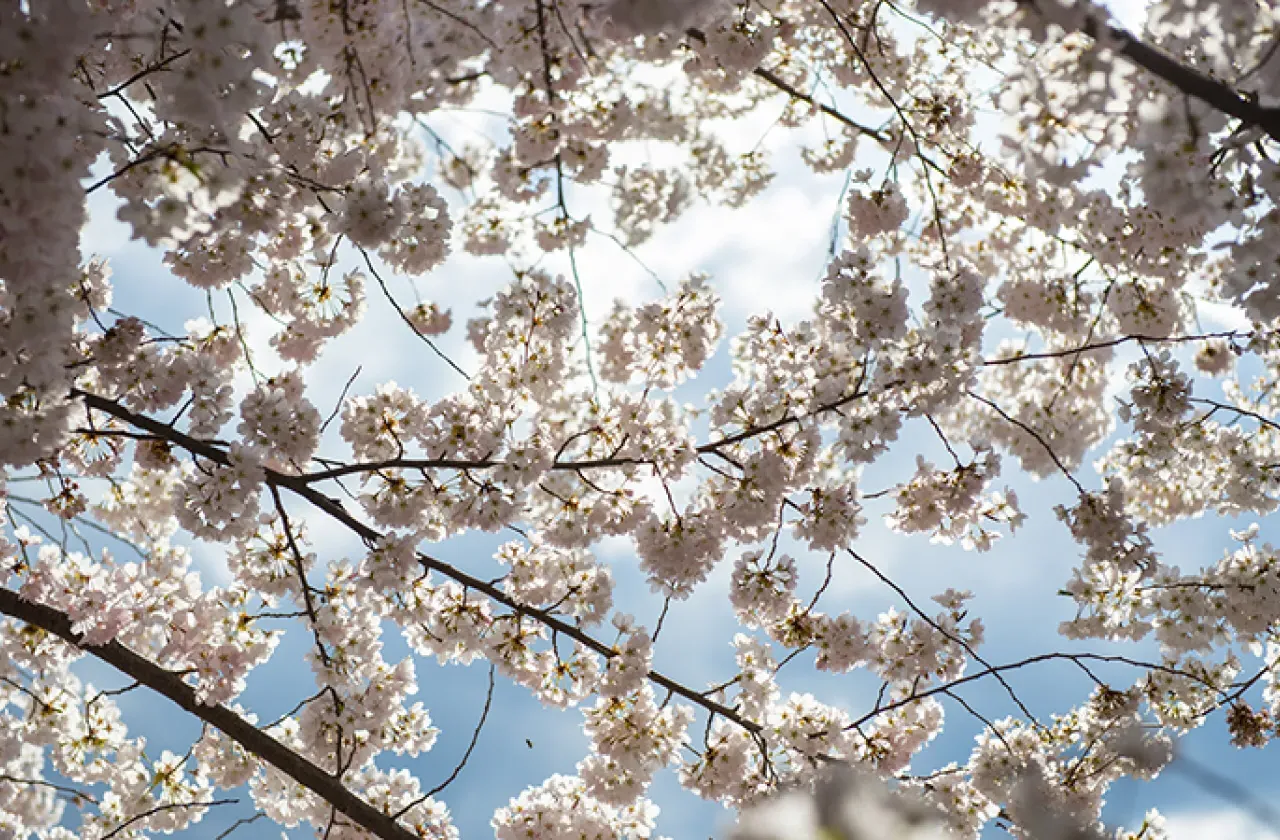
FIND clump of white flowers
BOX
[726,763,948,840]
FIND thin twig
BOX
[409,664,495,807]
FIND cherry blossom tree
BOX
[2,0,1280,838]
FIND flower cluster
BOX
[497,540,614,625]
[887,450,1025,551]
[599,275,724,388]
[493,774,660,840]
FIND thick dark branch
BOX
[55,390,1251,768]
[1042,2,1280,141]
[1099,23,1280,140]
[0,588,421,840]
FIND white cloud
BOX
[1163,808,1274,840]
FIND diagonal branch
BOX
[847,548,1041,729]
[750,66,890,141]
[0,588,422,840]
[683,26,889,141]
[71,388,764,735]
[1028,1,1280,141]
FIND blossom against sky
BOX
[7,0,1280,837]
[69,91,1280,837]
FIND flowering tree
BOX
[3,0,1280,837]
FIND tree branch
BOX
[71,388,764,734]
[1036,1,1280,141]
[295,386,875,483]
[0,588,422,840]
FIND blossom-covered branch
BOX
[72,388,763,734]
[0,589,423,840]
[1060,1,1280,141]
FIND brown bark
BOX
[0,588,421,840]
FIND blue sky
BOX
[21,2,1280,834]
